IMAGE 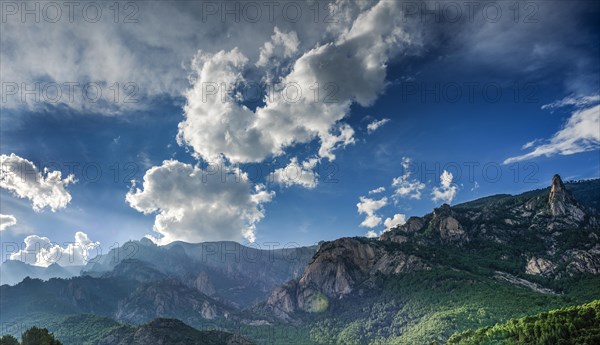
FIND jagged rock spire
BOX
[549,174,572,216]
[548,174,585,221]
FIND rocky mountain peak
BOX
[549,175,571,213]
[548,174,585,221]
[551,174,566,190]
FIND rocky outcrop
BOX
[526,257,556,277]
[526,244,600,278]
[265,238,427,318]
[380,217,424,243]
[548,174,586,222]
[493,271,556,295]
[431,204,469,244]
[565,244,600,275]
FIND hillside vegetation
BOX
[447,300,600,345]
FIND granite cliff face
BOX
[266,175,600,319]
[266,237,427,319]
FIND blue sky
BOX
[1,1,599,265]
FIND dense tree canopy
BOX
[0,335,20,345]
[0,328,62,345]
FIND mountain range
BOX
[1,175,598,344]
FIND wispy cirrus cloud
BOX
[541,95,600,111]
[505,104,600,164]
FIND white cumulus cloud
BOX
[384,213,406,230]
[126,160,274,245]
[392,157,425,200]
[177,0,411,164]
[270,157,319,189]
[365,230,379,238]
[431,170,458,204]
[0,153,76,212]
[357,196,388,228]
[10,231,100,267]
[257,27,300,68]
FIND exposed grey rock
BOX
[526,257,556,277]
[548,174,585,222]
[380,217,424,243]
[564,244,600,275]
[431,204,469,244]
[193,271,216,296]
[493,271,557,295]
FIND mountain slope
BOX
[263,176,600,344]
[1,175,598,345]
[82,239,317,307]
[96,318,255,345]
[447,299,600,345]
[0,260,81,286]
[0,274,243,331]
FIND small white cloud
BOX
[10,231,100,267]
[383,213,406,229]
[365,230,378,238]
[318,124,356,161]
[0,214,17,231]
[0,154,76,212]
[505,104,600,164]
[357,196,388,228]
[368,186,386,195]
[432,170,458,204]
[367,118,390,134]
[522,139,542,149]
[471,181,480,192]
[270,157,319,189]
[392,157,426,200]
